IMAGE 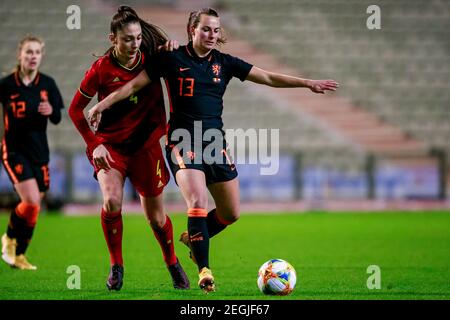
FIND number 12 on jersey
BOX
[10,101,26,118]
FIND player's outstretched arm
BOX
[87,69,151,129]
[245,66,339,94]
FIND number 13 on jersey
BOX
[178,77,195,97]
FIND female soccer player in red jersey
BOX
[88,8,339,293]
[68,6,189,291]
[1,36,64,270]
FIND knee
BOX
[148,212,166,230]
[16,202,41,226]
[186,197,208,211]
[103,193,122,213]
[218,207,240,225]
[226,210,240,224]
[20,195,41,207]
[229,211,240,223]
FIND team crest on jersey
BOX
[14,164,23,175]
[212,63,222,83]
[212,64,221,76]
[113,77,121,82]
[40,90,48,102]
[186,151,196,161]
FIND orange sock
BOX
[15,202,40,227]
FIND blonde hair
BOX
[15,35,45,72]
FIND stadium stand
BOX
[0,0,448,205]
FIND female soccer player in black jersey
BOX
[88,8,339,292]
[1,36,64,270]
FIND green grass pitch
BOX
[0,211,449,300]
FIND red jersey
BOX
[76,50,166,154]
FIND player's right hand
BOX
[92,144,115,171]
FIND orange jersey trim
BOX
[14,71,20,86]
[185,46,193,57]
[1,138,19,184]
[3,111,9,132]
[34,73,40,85]
[222,149,233,166]
[14,71,40,86]
[171,145,186,169]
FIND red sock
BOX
[101,208,123,266]
[151,215,177,266]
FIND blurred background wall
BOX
[0,0,449,211]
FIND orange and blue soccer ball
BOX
[257,259,297,295]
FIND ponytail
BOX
[109,5,168,56]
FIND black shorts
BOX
[166,143,238,185]
[2,152,50,192]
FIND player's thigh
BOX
[14,179,41,205]
[97,168,125,210]
[175,169,209,209]
[207,177,240,222]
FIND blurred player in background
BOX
[68,6,189,291]
[87,7,338,293]
[1,35,64,270]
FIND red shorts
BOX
[87,139,170,198]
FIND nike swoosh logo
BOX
[179,67,190,72]
[189,232,202,240]
[10,94,20,99]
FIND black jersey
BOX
[0,71,64,164]
[145,42,253,143]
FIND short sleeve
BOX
[225,54,253,82]
[79,60,100,99]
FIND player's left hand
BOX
[38,101,53,116]
[88,106,102,132]
[158,39,179,52]
[308,79,339,94]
